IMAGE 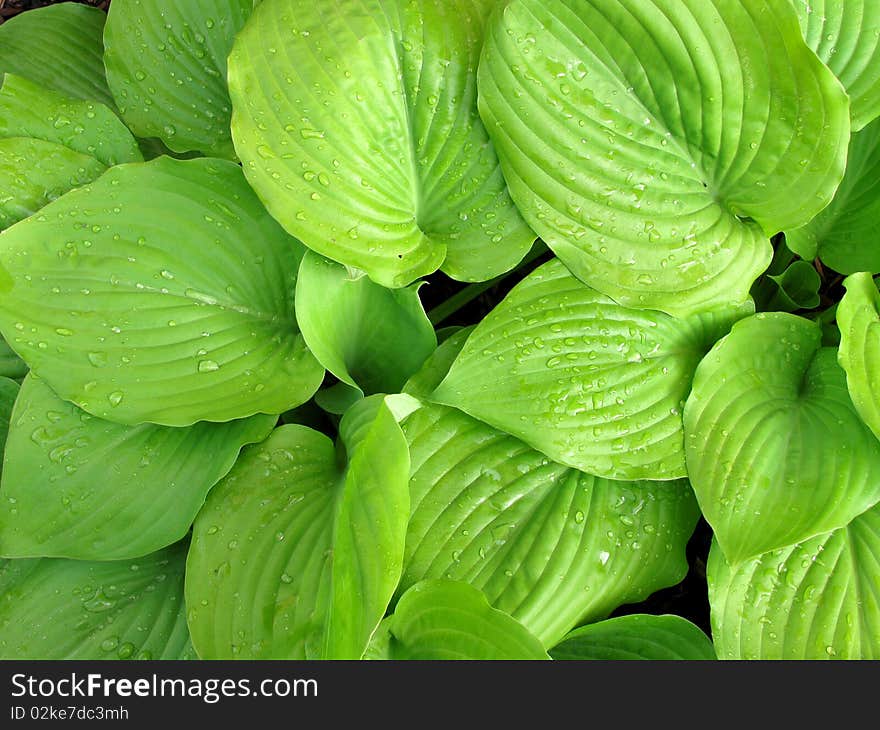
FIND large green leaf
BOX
[228,0,535,288]
[0,375,275,560]
[0,156,324,426]
[709,502,880,659]
[837,272,880,439]
[0,74,142,231]
[550,614,715,660]
[793,0,880,131]
[684,312,880,564]
[295,251,436,395]
[786,120,880,273]
[432,259,747,480]
[381,580,549,660]
[0,541,190,659]
[478,0,849,315]
[186,397,410,659]
[104,0,252,158]
[0,3,113,107]
[401,400,700,647]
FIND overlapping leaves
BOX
[685,313,880,564]
[433,259,747,480]
[0,156,323,426]
[478,0,849,315]
[228,0,535,288]
[2,0,880,663]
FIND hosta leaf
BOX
[793,0,880,131]
[0,75,141,169]
[384,580,549,660]
[0,138,105,231]
[708,505,880,659]
[228,0,535,288]
[186,397,410,659]
[0,377,19,464]
[403,325,473,398]
[0,541,190,659]
[787,120,880,274]
[0,338,26,380]
[401,401,700,647]
[0,375,275,560]
[684,312,880,564]
[550,614,715,660]
[0,74,142,231]
[296,251,436,395]
[478,0,849,315]
[837,272,880,439]
[314,381,365,416]
[104,0,252,158]
[751,259,822,313]
[0,3,113,107]
[432,259,747,480]
[0,156,324,426]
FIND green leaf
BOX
[0,138,105,232]
[432,259,748,480]
[684,312,880,564]
[228,0,535,288]
[837,271,880,439]
[478,0,849,315]
[0,377,19,466]
[0,74,140,168]
[550,614,715,660]
[787,120,880,274]
[0,338,26,380]
[314,381,364,416]
[403,325,474,398]
[751,259,822,313]
[295,251,436,395]
[104,0,252,158]
[0,541,190,659]
[708,503,880,659]
[0,156,324,426]
[0,74,143,231]
[385,580,549,660]
[793,0,880,131]
[0,375,275,560]
[401,401,700,647]
[0,3,114,107]
[186,396,410,659]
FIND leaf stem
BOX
[427,241,548,326]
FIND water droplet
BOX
[108,391,124,407]
[198,359,220,373]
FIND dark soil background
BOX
[3,0,718,636]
